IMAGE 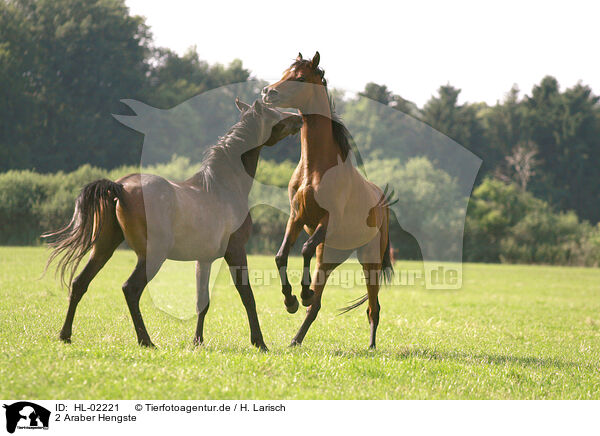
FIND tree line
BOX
[1,156,599,265]
[356,80,600,225]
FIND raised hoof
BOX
[301,291,314,307]
[285,295,299,314]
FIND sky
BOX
[126,0,600,107]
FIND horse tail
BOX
[42,179,123,288]
[338,234,394,315]
[381,230,394,285]
[338,294,369,315]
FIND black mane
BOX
[188,113,258,191]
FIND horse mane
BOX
[329,96,353,160]
[188,113,258,192]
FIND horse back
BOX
[114,173,177,257]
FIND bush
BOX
[0,156,296,247]
[364,157,465,261]
[2,159,599,266]
[464,178,600,266]
[0,171,51,244]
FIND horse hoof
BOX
[140,341,156,348]
[301,292,314,307]
[285,296,299,314]
[289,340,301,348]
[59,336,71,344]
[252,340,269,352]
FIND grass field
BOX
[1,246,599,399]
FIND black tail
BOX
[370,184,395,285]
[381,230,394,284]
[42,179,123,288]
[338,232,394,315]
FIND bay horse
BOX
[43,99,302,351]
[262,52,393,349]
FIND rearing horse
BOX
[263,52,393,348]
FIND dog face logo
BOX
[3,402,50,433]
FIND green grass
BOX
[1,246,599,399]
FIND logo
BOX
[3,402,50,433]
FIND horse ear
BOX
[235,97,251,113]
[311,51,320,68]
[296,52,303,61]
[253,99,263,115]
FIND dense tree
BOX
[0,0,151,172]
[360,82,393,105]
[358,82,420,117]
[144,47,251,108]
[421,85,487,168]
[523,77,600,222]
[0,1,41,169]
[480,85,527,173]
[0,0,257,172]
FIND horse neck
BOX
[299,114,340,175]
[298,87,342,174]
[187,138,260,199]
[214,145,261,199]
[239,145,262,195]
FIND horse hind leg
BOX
[367,296,381,349]
[290,244,339,346]
[59,222,123,343]
[357,230,386,349]
[361,263,381,349]
[121,251,166,347]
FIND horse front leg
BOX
[122,253,165,347]
[225,246,268,351]
[275,217,302,313]
[291,244,339,346]
[193,261,212,346]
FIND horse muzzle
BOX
[262,87,279,104]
